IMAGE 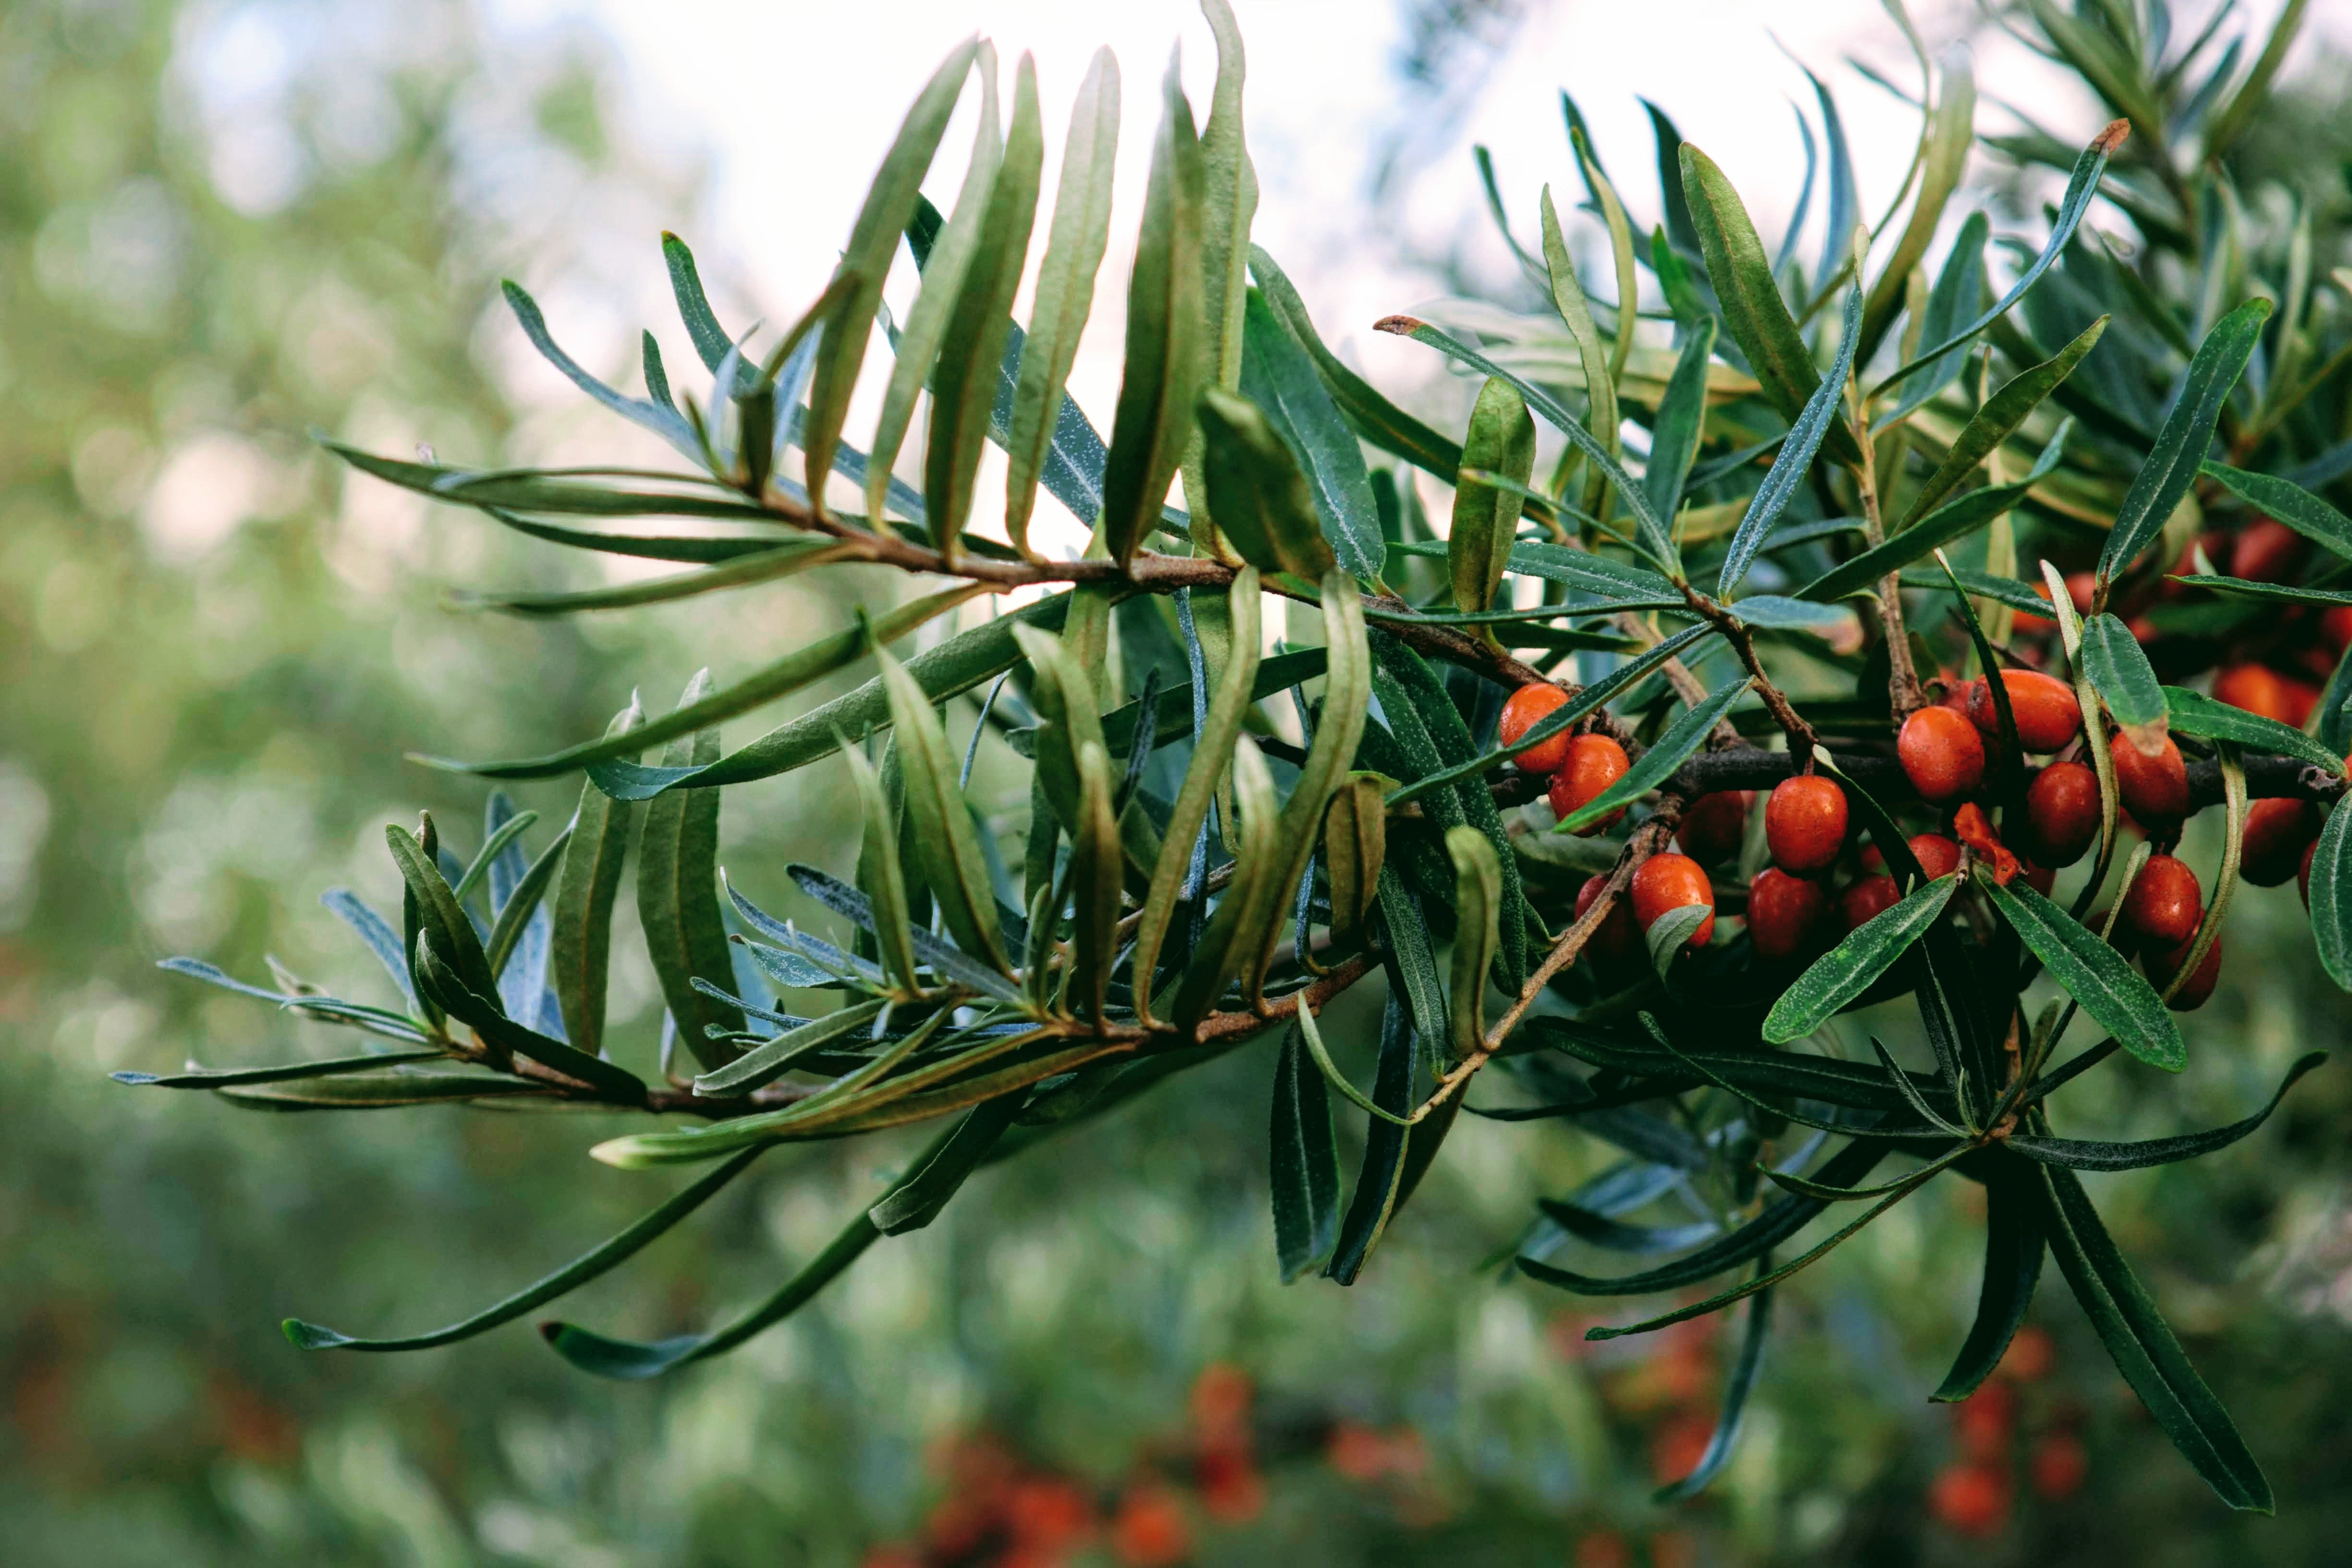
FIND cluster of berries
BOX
[1495,649,2326,1007]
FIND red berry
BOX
[2023,762,2099,867]
[1574,875,1640,967]
[2149,935,2222,1010]
[1765,775,1849,874]
[2323,604,2352,653]
[1676,790,1753,862]
[1746,868,1828,961]
[2108,731,2189,836]
[1900,706,1986,803]
[2013,583,2057,633]
[1928,1462,2011,1537]
[1839,874,1901,930]
[2021,860,2056,895]
[1968,669,2082,753]
[2229,516,2305,583]
[2030,1434,2088,1501]
[1499,683,1572,774]
[2120,853,2202,950]
[2214,663,2317,726]
[1548,734,1630,835]
[1909,833,1962,882]
[1952,1382,2018,1460]
[2241,798,2321,887]
[1632,853,1715,951]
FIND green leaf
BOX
[1763,874,1958,1044]
[1679,143,1862,468]
[2035,1163,2272,1511]
[498,280,699,460]
[1652,1259,1771,1502]
[2307,796,2352,992]
[2010,1054,2325,1170]
[320,891,418,1007]
[1397,537,1682,606]
[1196,387,1336,579]
[1374,864,1449,1053]
[550,699,642,1058]
[1717,280,1866,596]
[1196,0,1258,394]
[2163,685,2343,773]
[785,867,1020,1003]
[1932,1164,2047,1402]
[1895,316,2107,528]
[1323,992,1420,1285]
[2081,613,2167,732]
[690,998,890,1097]
[1537,186,1624,526]
[635,672,743,1070]
[1129,571,1262,1023]
[1875,210,1988,428]
[1796,422,2069,602]
[876,644,1011,974]
[1248,245,1462,482]
[2097,299,2273,586]
[1979,875,2184,1071]
[841,745,921,996]
[1896,567,2053,616]
[2167,574,2352,609]
[1644,316,1717,528]
[1170,735,1278,1029]
[1858,52,1974,362]
[1555,675,1751,835]
[1445,827,1503,1059]
[451,541,846,618]
[1450,378,1538,617]
[214,1072,551,1111]
[416,938,647,1101]
[804,38,979,502]
[286,1146,765,1352]
[1068,738,1122,1025]
[2199,461,2352,562]
[483,824,572,983]
[1322,774,1386,952]
[113,1049,447,1089]
[385,822,497,1006]
[1270,1020,1341,1282]
[1236,289,1385,581]
[1645,902,1712,977]
[1871,123,2124,398]
[1101,51,1206,567]
[1005,49,1119,554]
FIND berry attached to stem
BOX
[1548,734,1631,835]
[1499,682,1572,774]
[1632,853,1716,951]
[1765,775,1849,875]
[1899,706,1986,803]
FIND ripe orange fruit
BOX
[1968,669,2082,753]
[2108,731,2189,835]
[1632,853,1715,950]
[2323,604,2352,652]
[2229,516,2304,583]
[2023,761,2100,866]
[1928,1462,2011,1537]
[1676,790,1753,862]
[1765,775,1848,874]
[2214,662,2318,726]
[1548,733,1630,834]
[1499,682,1572,774]
[2149,934,2222,1010]
[1574,875,1640,967]
[2030,1433,2088,1501]
[1909,833,1962,882]
[1839,874,1900,930]
[2121,853,2202,949]
[1747,868,1828,961]
[2241,798,2320,887]
[1899,706,1986,803]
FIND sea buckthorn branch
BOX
[1678,582,1820,768]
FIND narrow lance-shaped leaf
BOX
[1445,827,1502,1059]
[1195,0,1257,394]
[1236,288,1385,581]
[2081,613,2168,751]
[1538,186,1624,525]
[1644,315,1716,529]
[114,1048,447,1090]
[1679,142,1863,467]
[1249,245,1462,481]
[1652,1258,1772,1503]
[1718,279,1865,596]
[1858,49,1974,362]
[1933,1165,2047,1402]
[2307,794,2352,993]
[1450,378,1536,621]
[928,55,1043,562]
[1762,874,1959,1044]
[1795,420,2070,603]
[1876,209,1989,429]
[1006,48,1119,554]
[637,672,744,1069]
[2034,1164,2272,1511]
[1895,316,2107,527]
[691,997,891,1098]
[1196,387,1336,580]
[385,821,497,1005]
[1322,774,1386,953]
[2097,298,2272,589]
[1569,125,1638,383]
[485,824,572,986]
[2164,685,2345,774]
[553,698,643,1057]
[497,281,699,461]
[2008,1054,2326,1171]
[1554,676,1751,835]
[1069,738,1122,1025]
[2199,461,2352,563]
[416,938,648,1101]
[877,643,1010,974]
[1269,1019,1341,1282]
[1979,874,2184,1071]
[1170,732,1277,1030]
[1102,50,1206,568]
[841,742,920,996]
[1323,991,1420,1286]
[804,39,979,504]
[1129,571,1262,1023]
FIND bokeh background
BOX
[8,0,2352,1563]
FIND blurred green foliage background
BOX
[6,1,2352,1564]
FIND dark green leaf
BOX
[637,673,743,1070]
[1763,875,1957,1044]
[1717,281,1865,596]
[1249,244,1463,482]
[483,824,572,984]
[1445,827,1503,1058]
[2010,1054,2324,1170]
[1652,1258,1771,1502]
[1238,288,1384,581]
[2169,574,2352,609]
[691,998,890,1096]
[1557,675,1750,834]
[1875,210,1988,427]
[2081,613,2167,731]
[499,280,698,459]
[2097,299,2272,586]
[1933,1164,2047,1401]
[551,700,642,1058]
[1323,991,1419,1286]
[451,541,844,617]
[215,1072,550,1111]
[1897,568,2054,616]
[2164,685,2344,773]
[320,890,417,1007]
[1894,316,2107,528]
[113,1049,446,1089]
[385,823,497,1005]
[1644,316,1716,527]
[1796,423,2070,602]
[1270,1021,1341,1282]
[1450,377,1537,618]
[1196,387,1336,579]
[2307,797,2352,992]
[1979,875,2184,1071]
[2200,461,2352,562]
[417,938,647,1101]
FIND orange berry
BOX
[2149,934,2222,1010]
[2108,731,2190,835]
[1968,668,2082,753]
[1676,790,1753,862]
[2030,1434,2088,1501]
[2229,516,2304,583]
[1575,875,1640,967]
[1928,1463,2011,1537]
[1109,1485,1190,1567]
[1548,734,1630,835]
[1839,873,1901,931]
[1899,706,1986,803]
[2120,853,2201,950]
[1499,683,1572,774]
[1631,852,1715,950]
[1953,1381,2018,1461]
[1998,1325,2055,1383]
[2013,582,2056,633]
[1765,775,1849,874]
[2241,798,2321,887]
[1747,867,1828,961]
[1951,802,2020,884]
[2214,662,2317,726]
[1909,833,1962,882]
[2023,762,2099,867]
[2062,570,2096,614]
[2323,604,2352,652]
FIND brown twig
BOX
[1679,583,1818,768]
